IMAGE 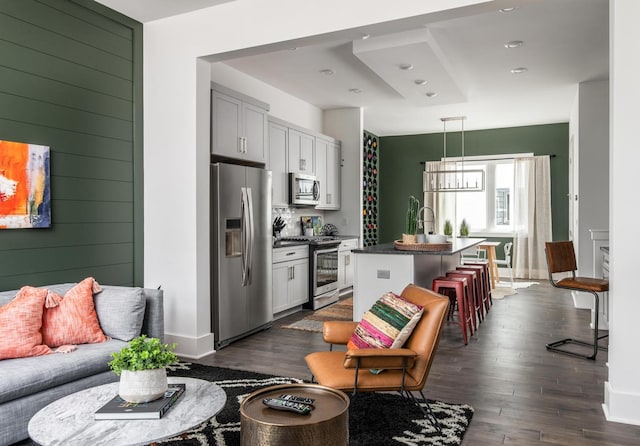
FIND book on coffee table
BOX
[95,383,186,420]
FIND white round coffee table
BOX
[28,377,226,446]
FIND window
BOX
[446,156,519,235]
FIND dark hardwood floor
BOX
[195,282,640,445]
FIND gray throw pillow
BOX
[94,286,146,341]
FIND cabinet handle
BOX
[291,266,295,280]
[346,254,350,266]
[286,252,295,256]
[238,137,243,153]
[243,137,248,153]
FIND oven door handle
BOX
[314,247,338,255]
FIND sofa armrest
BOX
[343,348,417,370]
[323,321,358,345]
[141,288,164,341]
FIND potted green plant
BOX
[403,195,419,244]
[108,335,178,403]
[443,220,453,237]
[459,219,470,237]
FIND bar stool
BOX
[432,276,473,345]
[459,263,492,312]
[446,270,480,330]
[457,264,489,316]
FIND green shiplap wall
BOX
[0,0,143,290]
[379,124,569,249]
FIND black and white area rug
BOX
[155,362,474,446]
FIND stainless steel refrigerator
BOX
[211,163,272,349]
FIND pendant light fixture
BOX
[423,116,485,192]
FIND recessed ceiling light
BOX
[504,40,523,49]
[319,68,335,76]
[414,79,427,85]
[399,63,414,71]
[289,47,298,51]
[361,34,371,40]
[510,67,528,74]
[425,92,438,98]
[349,88,362,94]
[499,7,516,13]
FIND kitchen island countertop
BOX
[352,237,485,255]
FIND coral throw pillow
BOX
[0,286,52,360]
[42,277,107,347]
[347,292,424,350]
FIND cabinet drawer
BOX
[273,245,309,263]
[338,239,358,251]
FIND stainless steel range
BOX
[280,236,341,310]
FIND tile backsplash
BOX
[272,208,324,237]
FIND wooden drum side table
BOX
[240,383,349,446]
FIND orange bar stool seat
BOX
[432,276,473,345]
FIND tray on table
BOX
[393,240,452,252]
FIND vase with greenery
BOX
[459,219,470,237]
[109,335,178,403]
[443,220,453,237]
[403,195,420,243]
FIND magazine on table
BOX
[94,383,186,420]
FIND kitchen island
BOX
[352,238,485,320]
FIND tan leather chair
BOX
[305,284,449,428]
[544,241,609,360]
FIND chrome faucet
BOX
[417,206,436,234]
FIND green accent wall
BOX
[378,123,569,253]
[0,0,143,290]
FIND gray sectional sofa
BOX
[0,283,164,445]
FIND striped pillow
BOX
[0,286,52,360]
[347,292,423,351]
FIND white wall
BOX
[603,0,640,426]
[143,0,485,358]
[210,63,323,133]
[569,81,610,312]
[323,108,363,239]
[577,80,609,277]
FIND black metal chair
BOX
[544,241,609,360]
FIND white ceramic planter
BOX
[118,368,168,403]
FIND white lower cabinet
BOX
[338,239,358,293]
[273,245,309,314]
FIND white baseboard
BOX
[603,381,640,426]
[165,332,216,359]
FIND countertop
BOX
[272,235,359,249]
[352,237,485,256]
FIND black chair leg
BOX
[545,291,608,360]
[400,390,442,433]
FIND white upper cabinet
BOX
[267,117,341,210]
[288,128,315,175]
[315,138,341,210]
[268,121,289,207]
[211,85,269,164]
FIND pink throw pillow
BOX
[0,286,52,360]
[41,277,107,347]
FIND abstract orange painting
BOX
[0,140,51,229]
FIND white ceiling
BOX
[96,0,609,136]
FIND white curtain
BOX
[423,161,455,234]
[513,156,552,279]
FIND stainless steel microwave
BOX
[289,172,320,206]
